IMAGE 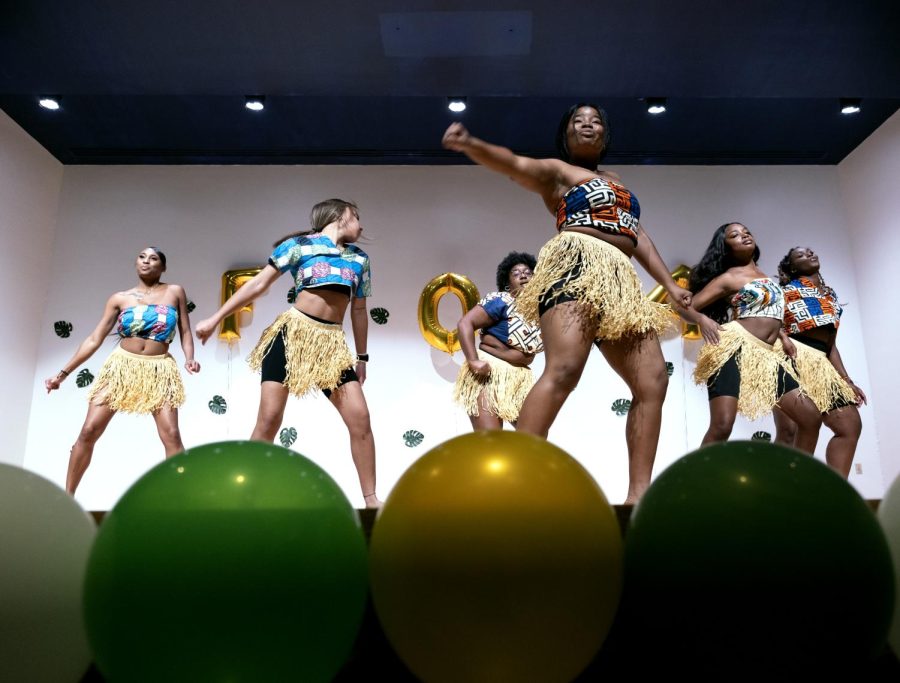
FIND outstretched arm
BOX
[350,296,369,385]
[195,265,282,344]
[442,123,563,197]
[173,285,200,374]
[45,295,121,393]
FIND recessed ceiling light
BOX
[245,96,265,112]
[38,97,61,110]
[840,98,861,115]
[448,97,467,113]
[646,97,667,115]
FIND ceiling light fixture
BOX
[448,97,467,113]
[646,97,667,115]
[245,96,266,112]
[839,98,861,115]
[38,96,61,111]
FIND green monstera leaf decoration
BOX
[186,300,196,313]
[279,427,298,448]
[208,395,227,415]
[54,321,73,338]
[611,398,631,416]
[403,430,424,448]
[370,307,390,325]
[665,361,674,377]
[286,287,297,304]
[751,431,772,442]
[76,369,94,388]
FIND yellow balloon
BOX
[646,264,701,339]
[417,272,480,353]
[219,267,263,340]
[370,431,623,683]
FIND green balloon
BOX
[83,441,368,683]
[619,441,894,676]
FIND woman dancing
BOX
[454,251,544,429]
[443,104,691,502]
[773,246,865,476]
[684,223,822,451]
[195,198,381,507]
[45,247,200,494]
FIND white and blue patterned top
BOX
[268,234,371,298]
[730,278,785,322]
[479,291,544,354]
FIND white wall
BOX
[838,110,900,488]
[0,111,63,466]
[21,163,883,508]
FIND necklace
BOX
[133,283,158,301]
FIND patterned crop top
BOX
[269,234,371,298]
[117,304,178,343]
[730,278,785,321]
[479,292,544,355]
[556,177,641,245]
[782,277,842,335]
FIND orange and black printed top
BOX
[783,276,842,335]
[556,177,641,245]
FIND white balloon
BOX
[0,464,97,682]
[877,474,900,656]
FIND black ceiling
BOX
[2,1,899,165]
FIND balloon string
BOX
[226,343,233,439]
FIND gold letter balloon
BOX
[417,272,480,354]
[646,264,701,340]
[218,267,262,341]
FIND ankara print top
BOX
[116,305,178,343]
[479,291,544,355]
[556,177,641,245]
[268,234,371,298]
[730,278,785,322]
[782,276,842,335]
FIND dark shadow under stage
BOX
[80,503,898,682]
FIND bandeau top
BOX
[556,177,641,245]
[731,278,785,321]
[117,304,178,343]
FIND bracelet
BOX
[58,369,70,377]
[357,353,369,362]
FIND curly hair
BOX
[688,222,760,324]
[555,103,610,166]
[496,251,537,291]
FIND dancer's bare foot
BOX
[364,492,383,509]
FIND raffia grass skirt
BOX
[792,339,858,413]
[693,321,799,421]
[87,346,185,414]
[247,307,355,399]
[452,350,535,423]
[516,231,672,341]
